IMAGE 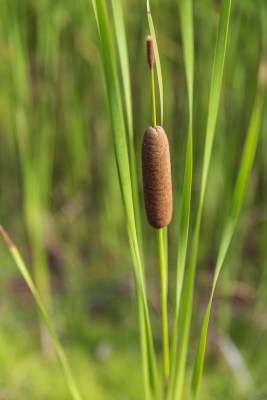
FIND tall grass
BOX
[111,0,143,259]
[169,0,194,390]
[172,2,232,399]
[5,1,57,355]
[191,75,266,399]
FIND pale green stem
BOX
[149,52,169,394]
[157,228,170,394]
[150,67,157,128]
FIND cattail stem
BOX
[145,35,171,393]
[158,227,170,394]
[150,67,156,127]
[147,35,156,127]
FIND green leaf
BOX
[147,0,164,126]
[168,0,194,397]
[172,1,232,399]
[191,86,266,400]
[0,227,82,400]
[111,0,143,260]
[92,1,158,398]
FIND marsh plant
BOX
[1,0,267,399]
[91,0,266,399]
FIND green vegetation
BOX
[0,0,266,399]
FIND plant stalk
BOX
[157,228,170,395]
[150,67,156,128]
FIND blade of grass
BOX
[168,0,194,397]
[7,5,55,356]
[191,82,266,400]
[0,227,82,400]
[147,0,163,126]
[173,1,232,399]
[92,1,158,398]
[111,0,143,259]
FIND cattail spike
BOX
[142,126,173,229]
[146,35,155,68]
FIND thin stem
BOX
[148,38,169,393]
[157,228,170,394]
[150,67,156,127]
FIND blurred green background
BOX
[0,0,267,398]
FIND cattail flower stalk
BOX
[146,36,157,127]
[142,35,173,394]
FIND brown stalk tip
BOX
[146,35,155,68]
[142,126,173,229]
[147,0,151,14]
[0,226,15,250]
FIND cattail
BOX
[146,35,155,68]
[142,125,173,229]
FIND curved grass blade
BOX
[191,84,266,400]
[92,1,158,398]
[111,0,143,260]
[147,0,163,126]
[173,1,232,399]
[0,227,82,400]
[169,1,194,392]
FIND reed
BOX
[142,36,172,395]
[91,0,266,398]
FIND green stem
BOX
[157,228,170,394]
[150,67,156,127]
[149,46,169,394]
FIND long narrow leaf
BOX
[0,227,82,400]
[92,1,158,398]
[111,0,143,259]
[147,0,163,126]
[168,0,194,396]
[191,85,266,400]
[173,1,232,399]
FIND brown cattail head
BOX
[142,126,173,229]
[146,35,155,68]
